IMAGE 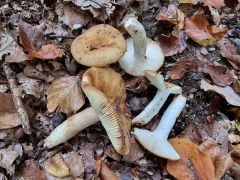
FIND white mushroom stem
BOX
[124,18,147,59]
[133,95,186,160]
[132,71,182,125]
[44,108,99,148]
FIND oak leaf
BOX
[21,160,45,180]
[96,159,119,180]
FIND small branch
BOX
[3,63,32,134]
[47,35,76,39]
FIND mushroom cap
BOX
[133,128,180,160]
[71,24,126,67]
[119,38,164,76]
[81,67,131,155]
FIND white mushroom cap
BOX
[119,18,164,76]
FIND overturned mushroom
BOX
[81,67,131,155]
[71,24,126,67]
[133,70,182,125]
[119,18,164,76]
[44,108,99,148]
[134,94,186,160]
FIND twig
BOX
[3,63,32,134]
[47,35,76,39]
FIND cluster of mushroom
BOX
[44,19,186,160]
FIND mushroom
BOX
[71,24,126,67]
[81,67,131,155]
[132,70,182,125]
[119,18,164,76]
[133,94,186,160]
[44,107,99,148]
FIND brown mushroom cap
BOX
[71,24,127,67]
[81,67,131,155]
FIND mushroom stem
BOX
[124,18,147,59]
[44,108,99,148]
[133,95,186,160]
[132,71,182,125]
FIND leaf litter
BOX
[0,0,240,179]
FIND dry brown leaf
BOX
[167,138,215,180]
[170,57,199,79]
[0,144,22,175]
[203,0,225,8]
[214,153,234,180]
[21,160,45,180]
[56,2,90,30]
[96,159,119,180]
[125,76,149,93]
[47,75,85,115]
[0,92,21,129]
[218,38,240,70]
[44,153,71,178]
[158,29,187,56]
[203,65,234,87]
[19,20,62,60]
[201,79,240,106]
[185,16,227,46]
[198,140,221,161]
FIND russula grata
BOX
[133,70,182,125]
[71,24,126,67]
[133,94,186,160]
[119,18,164,76]
[81,67,131,155]
[44,108,99,148]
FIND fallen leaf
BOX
[198,140,221,161]
[0,92,21,129]
[156,4,178,25]
[47,75,85,115]
[17,73,42,98]
[0,28,17,59]
[56,2,90,30]
[0,173,7,180]
[125,76,149,93]
[203,0,225,8]
[209,7,220,25]
[122,137,145,162]
[167,138,215,180]
[158,29,187,56]
[203,65,234,87]
[214,153,234,180]
[96,159,119,180]
[21,160,45,180]
[19,20,62,60]
[28,44,63,60]
[185,16,227,46]
[218,38,240,70]
[44,153,71,178]
[201,79,240,106]
[170,57,199,79]
[5,46,28,63]
[0,144,22,175]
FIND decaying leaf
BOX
[0,144,22,175]
[201,79,240,106]
[158,29,187,56]
[167,138,215,180]
[170,57,199,79]
[47,75,85,115]
[125,76,149,93]
[21,160,45,180]
[198,140,220,162]
[56,2,90,30]
[0,92,21,129]
[185,16,227,46]
[17,73,42,98]
[203,0,225,8]
[0,28,27,62]
[214,153,234,180]
[44,153,71,178]
[19,20,62,60]
[218,38,240,70]
[96,159,119,180]
[203,65,234,87]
